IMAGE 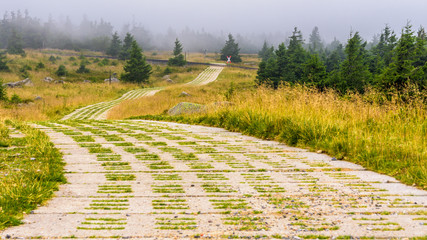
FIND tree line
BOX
[0,10,276,53]
[256,24,426,94]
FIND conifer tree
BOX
[303,54,327,88]
[340,32,370,93]
[122,40,152,84]
[309,26,323,54]
[0,51,10,72]
[119,33,135,60]
[325,43,345,72]
[168,38,186,66]
[220,34,242,63]
[377,24,424,91]
[107,32,122,57]
[283,27,308,83]
[0,79,6,101]
[7,29,25,56]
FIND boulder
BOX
[34,96,42,101]
[83,80,91,83]
[23,78,34,86]
[104,77,120,83]
[179,91,191,97]
[166,78,175,83]
[162,75,170,80]
[168,102,205,116]
[43,77,54,83]
[54,80,64,84]
[2,78,33,88]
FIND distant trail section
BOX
[186,66,224,85]
[62,66,224,120]
[62,88,162,121]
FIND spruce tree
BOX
[309,26,323,54]
[76,60,90,73]
[369,25,397,74]
[325,43,345,72]
[56,65,67,76]
[0,51,10,72]
[414,26,427,68]
[0,79,6,101]
[119,33,135,60]
[258,41,274,61]
[220,34,242,63]
[340,32,370,93]
[283,27,308,83]
[377,24,423,91]
[107,32,122,57]
[303,54,327,89]
[168,38,186,66]
[7,29,25,56]
[122,40,152,84]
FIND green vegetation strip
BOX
[0,120,66,229]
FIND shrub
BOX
[55,65,67,76]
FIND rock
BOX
[2,78,33,88]
[43,77,54,83]
[34,96,42,101]
[168,102,205,116]
[331,157,337,161]
[54,80,64,84]
[104,77,120,83]
[23,78,33,86]
[162,75,170,80]
[83,80,91,83]
[166,78,175,83]
[316,150,323,153]
[179,91,191,97]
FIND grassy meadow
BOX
[108,67,257,119]
[0,49,205,121]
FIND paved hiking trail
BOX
[2,120,426,239]
[2,66,426,239]
[62,66,224,121]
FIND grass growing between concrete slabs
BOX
[0,120,65,229]
[130,84,427,190]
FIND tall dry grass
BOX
[108,67,257,119]
[184,86,426,189]
[0,82,137,121]
[128,82,426,189]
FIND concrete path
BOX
[62,66,224,121]
[2,120,426,239]
[186,66,224,86]
[62,88,163,121]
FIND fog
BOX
[1,0,426,52]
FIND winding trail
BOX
[2,120,426,239]
[62,66,224,121]
[1,65,426,239]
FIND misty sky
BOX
[2,0,426,42]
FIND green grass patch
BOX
[0,121,66,230]
[72,135,95,142]
[124,147,147,153]
[105,174,136,181]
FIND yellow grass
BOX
[107,67,257,119]
[0,82,137,121]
